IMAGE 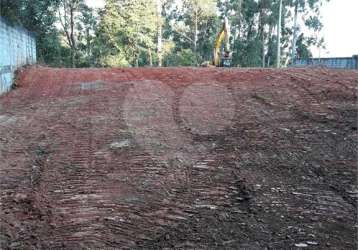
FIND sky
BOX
[85,0,105,9]
[313,0,358,57]
[86,0,358,58]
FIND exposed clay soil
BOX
[0,66,357,249]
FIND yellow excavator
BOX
[212,17,233,67]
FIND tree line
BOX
[0,0,328,68]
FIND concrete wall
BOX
[0,17,36,94]
[294,56,358,70]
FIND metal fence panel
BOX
[0,17,36,94]
[294,56,358,70]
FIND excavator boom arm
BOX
[213,17,231,67]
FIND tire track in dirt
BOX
[0,67,357,249]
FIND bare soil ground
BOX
[0,66,357,249]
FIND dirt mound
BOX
[0,67,357,249]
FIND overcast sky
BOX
[86,0,105,9]
[86,0,357,58]
[315,0,358,57]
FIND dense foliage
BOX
[0,0,328,67]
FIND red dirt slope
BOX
[0,66,357,249]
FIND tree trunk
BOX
[148,48,153,66]
[258,1,266,68]
[86,28,91,66]
[262,33,265,68]
[156,0,163,67]
[276,0,283,68]
[267,24,273,67]
[236,0,242,40]
[194,8,198,53]
[291,0,299,64]
[135,56,139,67]
[70,4,76,67]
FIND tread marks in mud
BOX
[0,68,357,249]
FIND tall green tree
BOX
[290,0,329,63]
[183,0,217,54]
[168,0,218,65]
[96,0,157,67]
[58,0,86,67]
[220,0,328,67]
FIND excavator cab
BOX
[221,51,233,67]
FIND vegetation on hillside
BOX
[0,0,328,67]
